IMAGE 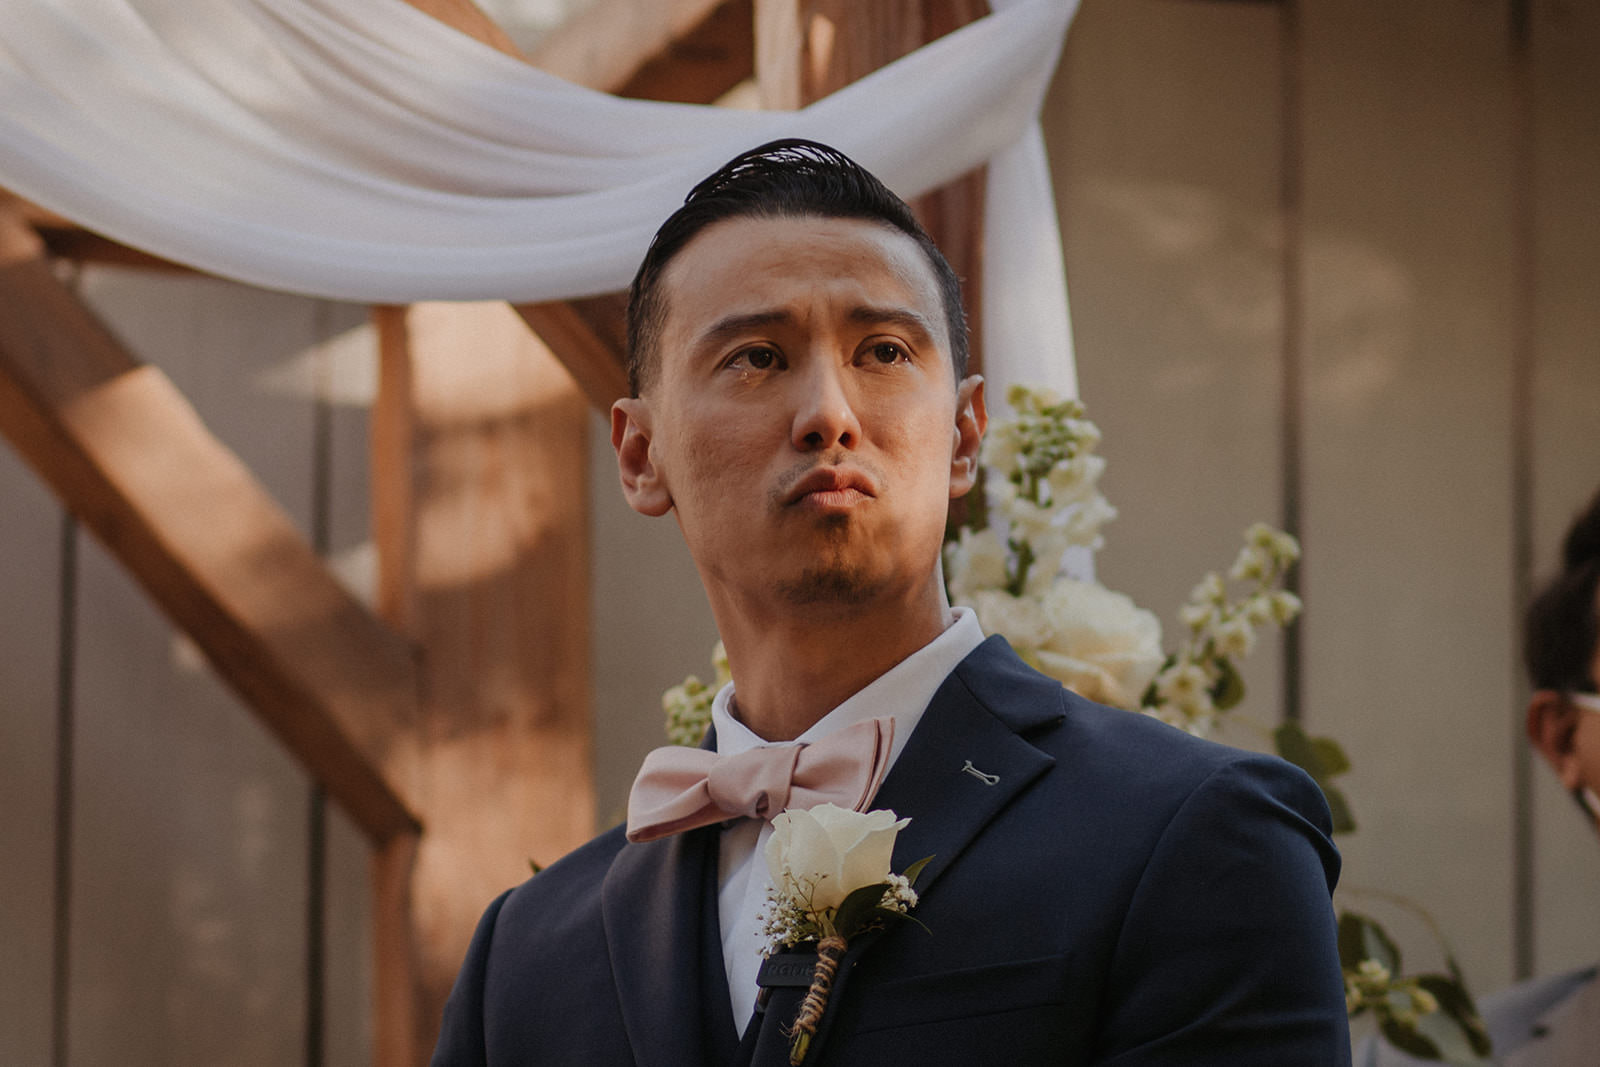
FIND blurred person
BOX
[1363,487,1600,1066]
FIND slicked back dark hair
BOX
[625,138,969,396]
[1524,487,1600,693]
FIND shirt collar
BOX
[710,605,984,769]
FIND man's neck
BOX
[714,583,952,742]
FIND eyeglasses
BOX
[1571,692,1600,715]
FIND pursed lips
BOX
[783,467,877,509]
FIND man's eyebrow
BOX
[847,305,938,340]
[695,310,793,350]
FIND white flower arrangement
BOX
[944,385,1302,740]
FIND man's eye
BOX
[735,346,779,370]
[868,342,908,365]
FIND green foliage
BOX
[1274,720,1357,834]
[1340,911,1491,1064]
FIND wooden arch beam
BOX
[0,209,423,843]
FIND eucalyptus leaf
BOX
[1140,654,1178,708]
[1410,1005,1491,1064]
[1311,736,1351,776]
[1210,657,1246,711]
[1275,720,1317,772]
[1414,975,1492,1059]
[1325,785,1357,835]
[1338,911,1401,973]
[1378,1014,1440,1060]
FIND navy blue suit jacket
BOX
[432,636,1350,1065]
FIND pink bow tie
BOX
[624,717,895,843]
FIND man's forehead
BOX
[656,214,944,327]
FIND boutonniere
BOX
[757,803,931,1065]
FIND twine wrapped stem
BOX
[786,934,848,1064]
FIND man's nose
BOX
[791,360,861,451]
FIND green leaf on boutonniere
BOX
[833,882,894,937]
[901,854,934,889]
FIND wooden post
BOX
[755,0,989,377]
[371,302,595,1063]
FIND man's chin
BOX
[774,565,882,608]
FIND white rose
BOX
[1035,578,1164,709]
[971,588,1051,651]
[766,803,909,912]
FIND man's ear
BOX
[1527,690,1584,791]
[611,397,673,517]
[949,375,988,499]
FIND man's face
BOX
[612,213,984,617]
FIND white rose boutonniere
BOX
[758,804,930,1064]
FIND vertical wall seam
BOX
[304,300,336,1067]
[50,513,77,1067]
[1507,0,1537,984]
[1278,0,1305,725]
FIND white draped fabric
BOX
[0,0,1080,396]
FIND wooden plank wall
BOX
[1044,0,1600,999]
[0,270,374,1064]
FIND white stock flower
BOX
[945,527,1010,600]
[1045,454,1105,504]
[1005,495,1057,542]
[1241,593,1275,627]
[1061,496,1117,548]
[1155,661,1214,716]
[1268,589,1303,625]
[1213,615,1257,658]
[1034,578,1164,710]
[980,424,1024,475]
[766,804,909,912]
[1190,571,1226,605]
[1229,543,1271,582]
[1247,522,1300,565]
[1179,602,1215,632]
[971,589,1051,651]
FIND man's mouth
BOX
[784,467,877,510]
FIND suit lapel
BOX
[743,637,1063,1066]
[601,824,739,1067]
[872,636,1061,900]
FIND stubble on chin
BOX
[773,514,882,607]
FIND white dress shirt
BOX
[709,606,986,1031]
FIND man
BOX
[1363,488,1600,1067]
[432,139,1349,1065]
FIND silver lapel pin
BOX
[961,759,1000,786]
